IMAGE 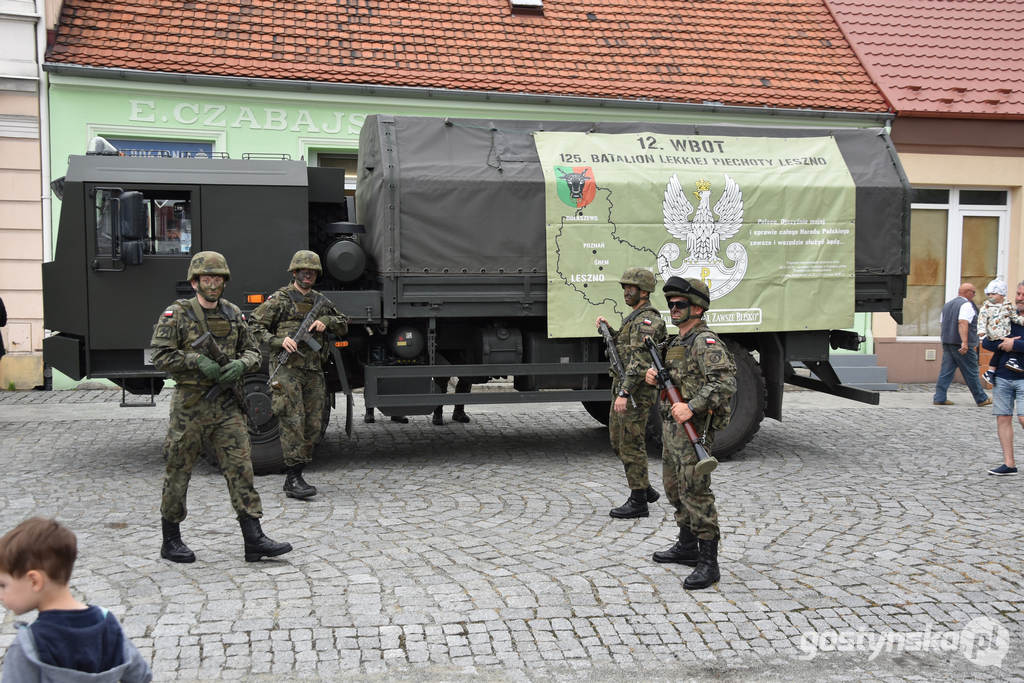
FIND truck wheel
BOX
[713,341,766,459]
[582,400,611,426]
[242,373,285,475]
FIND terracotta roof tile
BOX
[825,0,1024,117]
[47,0,889,112]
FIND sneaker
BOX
[988,464,1018,476]
[1005,357,1024,372]
[983,369,996,386]
[977,398,993,407]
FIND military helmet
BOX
[186,251,230,281]
[288,250,322,273]
[663,276,711,310]
[619,267,657,293]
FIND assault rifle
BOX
[598,320,636,408]
[191,331,247,411]
[267,298,327,383]
[644,336,719,476]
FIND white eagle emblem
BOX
[657,174,748,299]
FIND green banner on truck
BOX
[536,131,857,337]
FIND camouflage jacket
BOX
[248,285,348,371]
[610,302,667,395]
[150,296,260,386]
[659,321,736,424]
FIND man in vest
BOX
[596,267,667,519]
[933,282,991,407]
[151,251,292,563]
[249,250,349,499]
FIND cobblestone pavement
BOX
[0,384,1021,682]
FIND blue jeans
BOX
[933,343,988,404]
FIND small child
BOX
[978,278,1024,386]
[0,517,151,683]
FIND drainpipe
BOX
[36,0,51,261]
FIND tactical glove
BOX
[219,359,246,383]
[196,355,221,381]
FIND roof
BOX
[825,0,1024,118]
[46,0,889,114]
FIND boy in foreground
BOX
[0,517,151,682]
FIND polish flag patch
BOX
[162,309,174,317]
[643,318,652,325]
[705,338,717,344]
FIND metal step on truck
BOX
[42,115,909,472]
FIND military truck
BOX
[42,115,909,472]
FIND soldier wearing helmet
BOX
[595,267,668,519]
[644,276,736,590]
[150,251,292,564]
[249,250,349,500]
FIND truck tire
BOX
[632,341,766,461]
[582,399,611,426]
[242,373,285,475]
[713,341,766,459]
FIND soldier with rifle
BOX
[249,250,349,500]
[150,251,292,564]
[595,267,667,519]
[644,277,736,590]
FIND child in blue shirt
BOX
[0,517,151,682]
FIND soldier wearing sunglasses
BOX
[644,277,736,589]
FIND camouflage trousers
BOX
[661,414,719,540]
[162,386,263,523]
[608,386,657,490]
[271,365,325,467]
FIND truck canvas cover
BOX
[357,116,909,334]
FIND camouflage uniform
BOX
[249,285,348,467]
[658,321,737,540]
[151,296,263,523]
[608,303,667,488]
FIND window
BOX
[316,153,358,195]
[898,188,1009,337]
[94,188,193,261]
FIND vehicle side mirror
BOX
[119,191,146,240]
[118,191,146,266]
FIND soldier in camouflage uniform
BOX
[596,267,667,519]
[249,250,349,500]
[151,251,292,563]
[644,277,736,589]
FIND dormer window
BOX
[509,0,543,14]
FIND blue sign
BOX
[106,138,214,158]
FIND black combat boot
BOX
[609,489,649,518]
[646,485,660,503]
[432,407,445,425]
[283,465,317,499]
[390,415,409,424]
[451,406,470,423]
[364,408,376,423]
[652,527,699,565]
[160,519,196,563]
[238,515,293,562]
[683,538,721,590]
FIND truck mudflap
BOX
[326,335,354,437]
[787,360,881,405]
